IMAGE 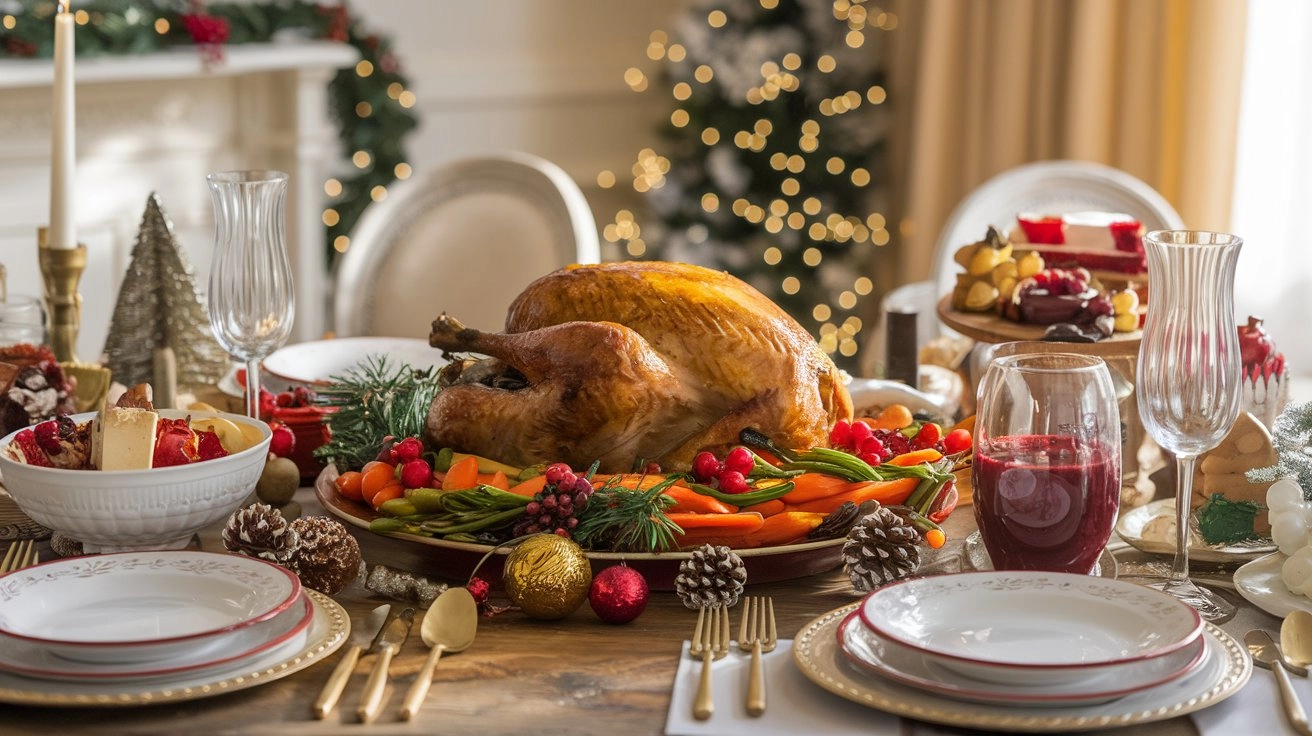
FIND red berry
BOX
[723,447,754,476]
[859,436,889,462]
[718,470,749,495]
[268,424,295,457]
[858,451,881,465]
[911,422,942,451]
[829,419,852,448]
[400,459,432,489]
[692,451,721,483]
[391,437,423,464]
[466,576,490,604]
[849,420,873,446]
[544,463,571,485]
[275,391,294,407]
[943,428,973,455]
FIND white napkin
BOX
[665,640,900,736]
[1194,667,1312,736]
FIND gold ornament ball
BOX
[502,534,593,620]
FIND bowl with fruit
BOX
[0,406,271,553]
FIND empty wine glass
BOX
[206,171,295,418]
[1136,230,1243,622]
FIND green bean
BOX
[686,480,795,507]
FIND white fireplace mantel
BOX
[0,40,358,360]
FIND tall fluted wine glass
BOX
[1137,230,1243,622]
[206,171,295,419]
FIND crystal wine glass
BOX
[973,352,1122,574]
[206,170,295,418]
[1136,230,1243,622]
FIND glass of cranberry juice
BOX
[973,352,1122,574]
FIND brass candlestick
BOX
[37,227,86,363]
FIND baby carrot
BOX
[784,477,919,514]
[886,448,943,467]
[443,455,480,491]
[666,511,765,533]
[664,484,737,514]
[738,499,786,518]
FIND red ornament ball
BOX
[589,565,649,624]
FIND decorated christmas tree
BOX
[606,0,895,368]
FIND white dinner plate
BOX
[261,336,446,386]
[0,589,347,707]
[795,603,1250,733]
[0,593,313,682]
[0,551,301,664]
[1234,552,1312,618]
[858,571,1202,685]
[837,611,1207,707]
[1116,498,1276,563]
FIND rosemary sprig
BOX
[574,475,681,553]
[312,354,442,471]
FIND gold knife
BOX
[358,606,415,723]
[312,604,391,720]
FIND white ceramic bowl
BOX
[0,410,272,553]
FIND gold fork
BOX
[690,604,731,720]
[739,596,777,717]
[1,539,37,574]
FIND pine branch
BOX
[574,476,680,553]
[312,355,441,471]
[1247,401,1312,498]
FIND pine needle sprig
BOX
[312,355,442,471]
[574,475,680,553]
[1248,401,1312,497]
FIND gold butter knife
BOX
[1247,629,1312,736]
[312,604,391,720]
[358,606,415,724]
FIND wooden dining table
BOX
[1,473,1282,736]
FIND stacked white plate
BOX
[0,551,312,682]
[840,571,1209,707]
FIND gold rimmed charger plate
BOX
[792,602,1250,733]
[0,589,347,707]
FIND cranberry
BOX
[400,459,433,489]
[849,420,873,446]
[391,437,423,464]
[544,463,571,485]
[718,470,749,495]
[723,447,755,476]
[692,451,721,483]
[829,419,852,448]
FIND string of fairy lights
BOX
[598,0,896,362]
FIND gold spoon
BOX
[398,587,478,721]
[1281,610,1312,675]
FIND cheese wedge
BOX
[93,406,159,470]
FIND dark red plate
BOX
[313,465,844,590]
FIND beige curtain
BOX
[884,0,1249,286]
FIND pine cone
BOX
[842,504,921,592]
[674,544,747,609]
[222,503,300,565]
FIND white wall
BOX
[351,0,685,263]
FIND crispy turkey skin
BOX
[426,261,852,472]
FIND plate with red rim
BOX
[836,611,1208,707]
[0,593,314,682]
[262,337,446,387]
[313,464,846,589]
[857,570,1203,686]
[0,551,301,664]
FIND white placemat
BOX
[1194,667,1307,736]
[665,639,900,736]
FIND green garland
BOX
[0,1,418,263]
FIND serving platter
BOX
[1116,498,1276,564]
[793,603,1250,733]
[314,465,845,589]
[0,589,346,707]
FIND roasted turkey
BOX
[425,261,852,472]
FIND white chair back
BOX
[332,152,600,338]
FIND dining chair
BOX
[331,152,601,338]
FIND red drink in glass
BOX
[974,434,1120,574]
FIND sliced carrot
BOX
[667,511,765,532]
[508,474,548,497]
[368,480,406,510]
[749,511,825,547]
[738,499,786,518]
[869,404,914,430]
[443,455,480,491]
[664,484,737,514]
[886,448,943,467]
[781,473,880,505]
[334,470,364,502]
[784,477,919,514]
[360,461,398,503]
[486,470,511,491]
